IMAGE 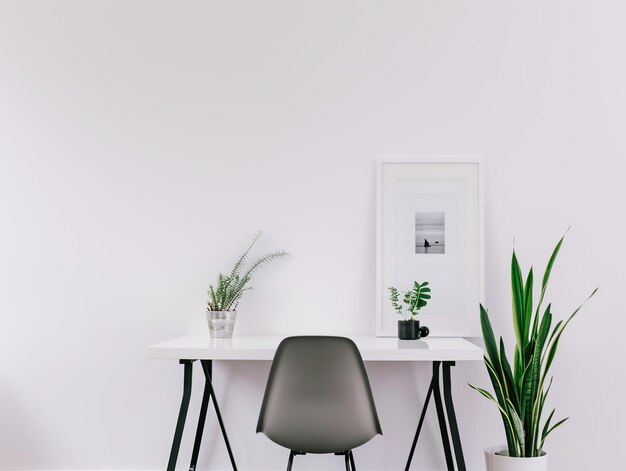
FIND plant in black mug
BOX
[388,281,431,340]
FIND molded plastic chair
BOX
[257,336,382,470]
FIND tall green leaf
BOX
[513,346,523,393]
[480,305,500,370]
[542,288,598,381]
[535,232,567,324]
[522,268,534,346]
[541,417,569,449]
[499,338,519,412]
[484,358,519,455]
[524,306,552,454]
[469,383,518,454]
[507,399,525,457]
[511,251,525,350]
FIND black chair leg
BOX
[349,450,356,470]
[287,450,357,470]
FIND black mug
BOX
[398,320,430,340]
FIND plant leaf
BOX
[535,232,567,324]
[507,398,525,457]
[541,417,569,448]
[499,337,519,412]
[511,251,525,350]
[542,288,598,380]
[480,305,500,371]
[523,268,534,346]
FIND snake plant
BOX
[207,232,287,311]
[388,281,431,321]
[470,234,597,457]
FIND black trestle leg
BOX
[405,362,437,471]
[344,452,350,471]
[167,360,194,471]
[201,360,238,470]
[443,362,466,471]
[189,365,211,471]
[286,451,295,471]
[433,362,454,471]
[349,450,356,471]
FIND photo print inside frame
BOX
[415,212,445,254]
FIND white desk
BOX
[148,335,482,362]
[148,335,483,471]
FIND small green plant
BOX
[388,281,431,321]
[470,233,597,457]
[207,232,287,311]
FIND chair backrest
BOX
[256,336,382,454]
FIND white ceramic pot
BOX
[485,446,548,471]
[206,310,237,338]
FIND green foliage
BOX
[388,281,431,321]
[207,232,287,311]
[470,234,597,457]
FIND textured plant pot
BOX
[398,320,430,340]
[206,310,237,338]
[485,446,548,471]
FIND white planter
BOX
[485,446,548,471]
[206,310,237,338]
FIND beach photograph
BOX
[415,212,445,254]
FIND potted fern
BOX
[470,234,597,471]
[388,281,431,340]
[206,232,287,338]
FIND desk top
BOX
[147,336,483,362]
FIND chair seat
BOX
[263,402,378,453]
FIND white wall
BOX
[1,1,623,469]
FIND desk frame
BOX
[168,359,237,471]
[165,358,467,471]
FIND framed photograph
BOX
[376,157,484,337]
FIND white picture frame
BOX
[376,157,484,337]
